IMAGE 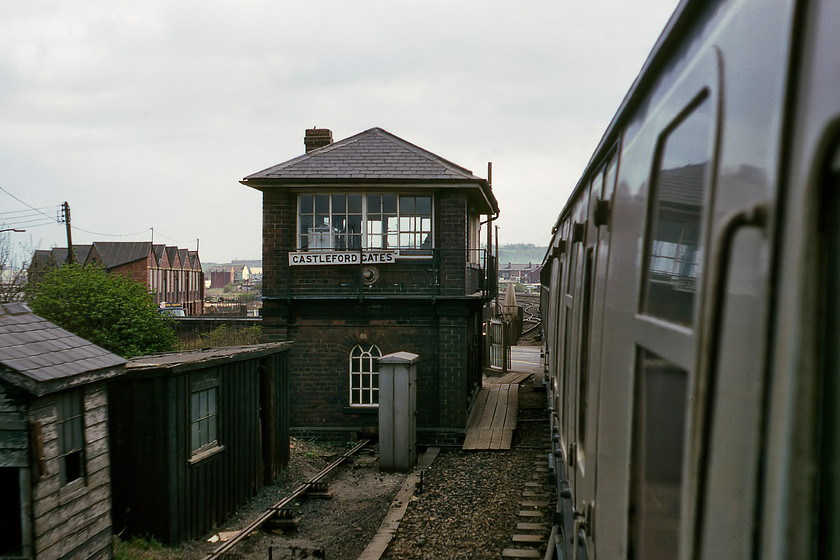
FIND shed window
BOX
[298,193,432,253]
[190,384,219,455]
[350,343,381,406]
[57,391,84,486]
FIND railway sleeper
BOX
[304,482,332,499]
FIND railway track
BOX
[203,440,370,560]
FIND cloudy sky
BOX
[0,1,676,264]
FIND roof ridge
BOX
[369,127,480,179]
[242,127,486,183]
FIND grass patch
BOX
[113,536,180,560]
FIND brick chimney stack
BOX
[304,128,333,153]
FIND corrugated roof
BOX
[0,303,126,395]
[243,127,486,183]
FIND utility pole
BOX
[62,202,74,264]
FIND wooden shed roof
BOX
[124,342,293,374]
[0,303,126,396]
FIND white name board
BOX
[289,251,398,266]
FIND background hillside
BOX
[202,244,548,272]
[496,243,547,265]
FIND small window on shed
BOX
[190,376,220,457]
[350,343,381,406]
[57,391,85,486]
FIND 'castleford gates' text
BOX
[288,251,397,266]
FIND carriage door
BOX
[574,153,617,554]
[563,192,589,496]
[629,49,723,559]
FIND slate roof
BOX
[30,250,52,268]
[93,241,152,268]
[242,127,499,213]
[243,127,484,182]
[0,303,126,396]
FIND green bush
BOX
[180,324,263,350]
[26,264,176,358]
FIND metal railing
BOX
[268,248,497,301]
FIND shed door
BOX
[0,468,24,557]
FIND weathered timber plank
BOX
[477,389,501,429]
[0,448,28,467]
[502,548,542,558]
[490,428,505,450]
[461,429,479,450]
[517,522,549,531]
[520,500,550,508]
[518,510,545,517]
[513,534,547,544]
[501,429,513,449]
[475,428,494,449]
[465,389,489,429]
[505,384,519,429]
[489,389,510,430]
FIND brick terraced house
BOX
[29,242,204,316]
[242,127,499,444]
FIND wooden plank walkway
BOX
[486,372,533,385]
[462,383,518,450]
[463,374,535,451]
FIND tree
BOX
[26,263,177,358]
[0,230,34,303]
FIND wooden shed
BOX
[0,302,126,560]
[107,342,292,544]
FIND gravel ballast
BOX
[164,378,552,560]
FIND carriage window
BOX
[631,350,689,559]
[642,97,713,325]
[577,248,594,455]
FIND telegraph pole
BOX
[63,202,74,264]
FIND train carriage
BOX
[540,0,840,558]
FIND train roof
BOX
[549,0,695,239]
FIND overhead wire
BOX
[1,185,193,244]
[0,186,59,223]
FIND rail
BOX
[203,439,370,560]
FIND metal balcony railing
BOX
[268,248,497,301]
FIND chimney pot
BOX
[304,128,333,152]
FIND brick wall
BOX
[259,188,487,444]
[279,301,478,443]
[435,192,467,296]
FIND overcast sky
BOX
[0,1,677,264]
